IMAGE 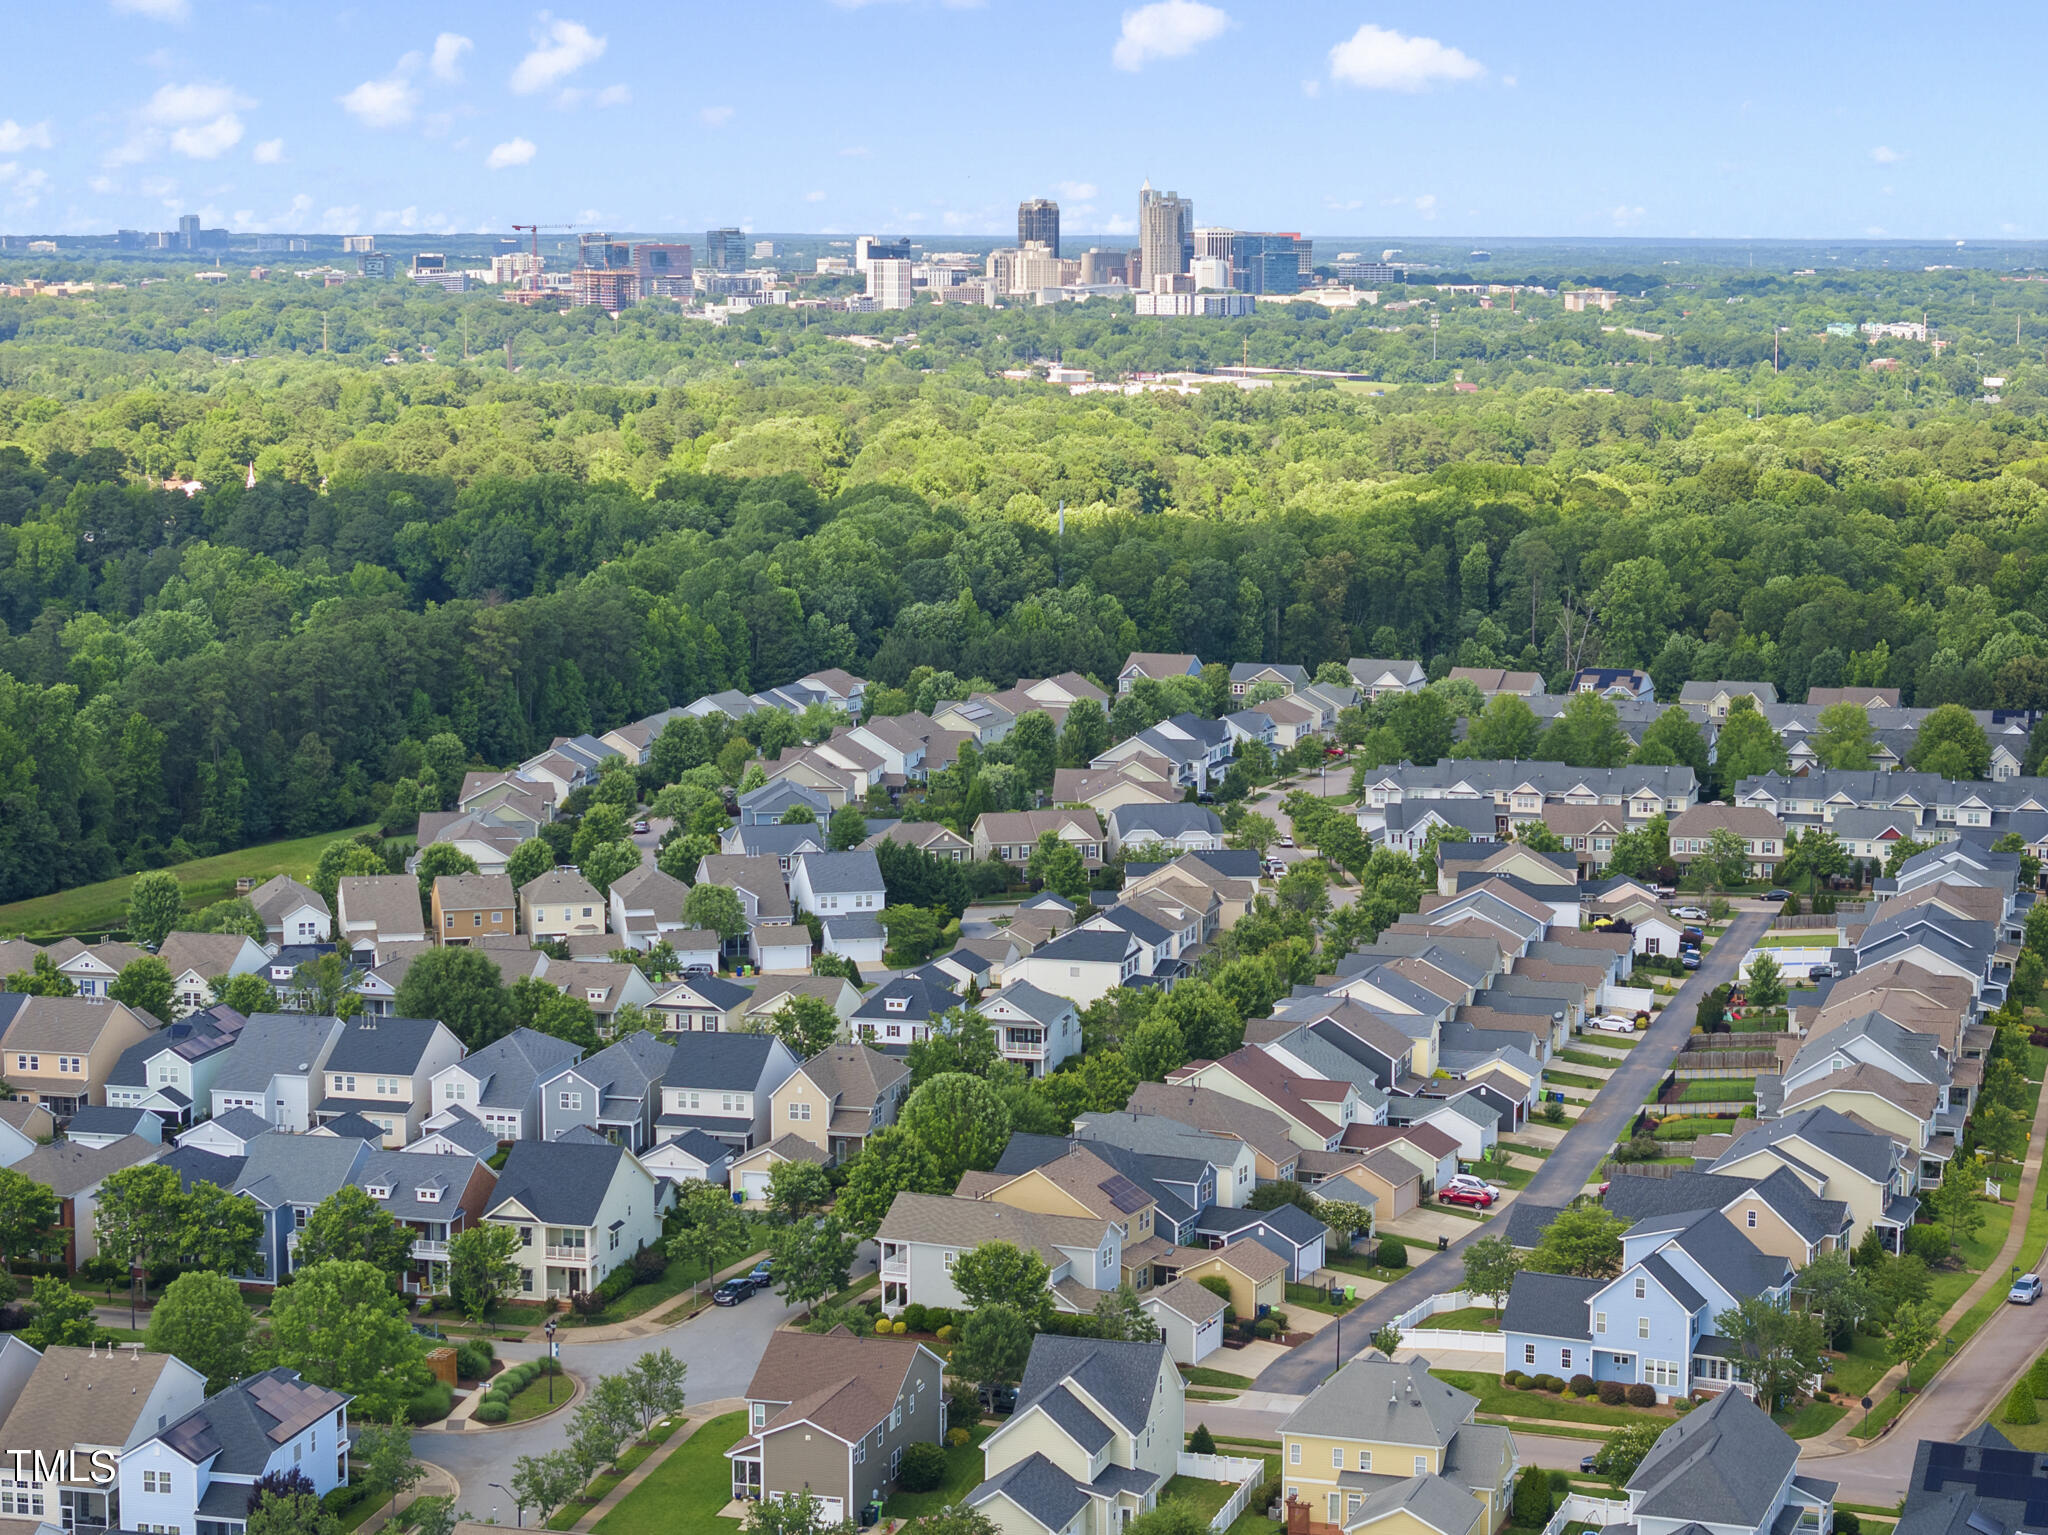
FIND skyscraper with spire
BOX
[1138,181,1193,289]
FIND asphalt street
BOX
[1251,910,1771,1394]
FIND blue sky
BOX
[1,0,2038,241]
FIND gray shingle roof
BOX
[490,1138,633,1225]
[453,1027,586,1109]
[1029,928,1136,965]
[1031,1383,1114,1453]
[354,1148,483,1221]
[969,1452,1092,1533]
[795,849,884,894]
[1500,1271,1601,1340]
[212,1013,347,1095]
[1348,1475,1483,1535]
[1282,1354,1477,1447]
[1014,1334,1165,1435]
[1662,1211,1793,1299]
[661,1031,784,1090]
[230,1132,371,1207]
[1636,1251,1707,1313]
[1109,803,1224,839]
[1627,1387,1798,1527]
[156,1364,350,1473]
[1710,1105,1899,1184]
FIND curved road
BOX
[1252,911,1770,1394]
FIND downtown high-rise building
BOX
[1138,182,1193,287]
[705,227,746,273]
[1017,199,1060,258]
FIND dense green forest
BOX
[7,264,2048,904]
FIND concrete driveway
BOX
[1250,910,1771,1394]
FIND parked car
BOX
[1680,952,1701,970]
[1590,1014,1637,1035]
[1446,1174,1502,1199]
[1671,905,1709,921]
[978,1383,1018,1415]
[713,1278,755,1307]
[749,1260,774,1288]
[1439,1186,1494,1209]
[1580,1454,1599,1474]
[2013,1274,2043,1305]
[1263,858,1288,877]
[633,818,652,834]
[1808,962,1838,979]
[1278,834,1296,848]
[1765,888,1793,901]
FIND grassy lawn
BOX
[1326,1252,1414,1284]
[505,1367,575,1423]
[1827,1334,1892,1397]
[1188,1389,1238,1402]
[595,1411,748,1535]
[1497,1141,1553,1159]
[1183,1366,1255,1389]
[883,1426,992,1518]
[1671,1079,1757,1103]
[1772,1401,1848,1439]
[0,823,385,938]
[1432,1370,1671,1429]
[546,1419,683,1530]
[1544,1071,1607,1091]
[1651,1115,1740,1139]
[1286,1281,1355,1315]
[1553,1051,1619,1070]
[1434,1202,1493,1222]
[1481,1161,1535,1189]
[559,1231,768,1327]
[1415,1307,1500,1331]
[1159,1477,1240,1522]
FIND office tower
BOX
[1189,256,1232,292]
[870,258,914,310]
[634,242,694,296]
[855,235,913,272]
[1338,260,1404,286]
[411,252,446,275]
[1018,199,1060,258]
[177,214,200,250]
[579,232,632,271]
[984,248,1021,295]
[342,235,375,253]
[1077,249,1129,286]
[753,239,783,259]
[570,268,639,311]
[1138,182,1192,282]
[1014,243,1063,294]
[705,227,746,273]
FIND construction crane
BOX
[511,223,574,259]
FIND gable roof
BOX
[12,1135,159,1196]
[0,1344,191,1460]
[489,1139,637,1226]
[1281,1353,1476,1447]
[740,1328,928,1441]
[1013,1334,1166,1435]
[157,1367,350,1473]
[248,874,330,923]
[1500,1270,1602,1340]
[661,1032,785,1090]
[324,1015,447,1076]
[213,1012,347,1095]
[336,875,424,937]
[1626,1386,1798,1527]
[793,849,885,894]
[449,1027,586,1108]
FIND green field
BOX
[594,1412,748,1535]
[0,824,385,939]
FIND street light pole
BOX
[490,1485,522,1529]
[546,1316,558,1403]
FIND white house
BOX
[656,1032,802,1151]
[209,1012,352,1131]
[789,850,886,919]
[1140,1276,1227,1366]
[979,982,1083,1077]
[482,1138,672,1302]
[1007,927,1142,1008]
[247,875,332,946]
[1106,803,1225,858]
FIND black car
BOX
[978,1383,1018,1415]
[1580,1454,1598,1473]
[749,1261,773,1288]
[713,1278,755,1306]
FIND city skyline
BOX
[4,1,2045,242]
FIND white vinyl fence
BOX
[1178,1454,1268,1532]
[1381,1290,1506,1361]
[1541,1494,1629,1535]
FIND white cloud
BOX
[111,81,254,164]
[341,72,420,128]
[805,190,826,202]
[111,0,188,19]
[1610,204,1646,227]
[1871,145,1903,164]
[700,105,734,126]
[1053,181,1098,201]
[1413,193,1438,219]
[90,174,121,193]
[1105,215,1136,235]
[319,204,362,233]
[252,137,284,163]
[1329,24,1483,91]
[431,33,473,81]
[511,16,606,95]
[1324,196,1363,211]
[595,83,631,106]
[171,115,243,158]
[144,82,253,123]
[486,136,537,169]
[1112,1,1228,71]
[0,121,54,153]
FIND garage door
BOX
[741,1170,773,1202]
[817,1500,843,1524]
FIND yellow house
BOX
[1777,1069,1937,1150]
[1703,1107,1912,1250]
[1280,1356,1514,1535]
[970,1146,1169,1293]
[1170,1244,1286,1319]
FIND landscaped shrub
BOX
[322,1486,367,1516]
[1376,1237,1407,1268]
[630,1246,668,1281]
[1904,1225,1950,1264]
[892,1319,908,1335]
[1834,1515,1859,1535]
[1512,1468,1553,1529]
[1540,1102,1567,1125]
[1568,1374,1594,1396]
[1254,1317,1280,1340]
[454,1341,494,1381]
[1190,1424,1216,1455]
[925,1308,954,1332]
[571,1289,606,1315]
[935,1325,953,1343]
[2006,1381,2040,1426]
[1625,1384,1656,1408]
[405,1381,453,1425]
[1537,1375,1565,1393]
[947,1427,970,1448]
[471,1400,510,1424]
[875,1316,893,1335]
[2032,1352,2048,1398]
[902,1303,930,1333]
[1502,1371,1524,1389]
[1597,1381,1625,1405]
[1546,1470,1571,1497]
[897,1442,949,1493]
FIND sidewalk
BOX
[565,1398,744,1532]
[1804,1061,2048,1456]
[358,1461,462,1535]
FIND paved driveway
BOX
[1250,911,1770,1394]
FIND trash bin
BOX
[1437,1234,1449,1252]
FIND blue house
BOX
[1501,1209,1792,1401]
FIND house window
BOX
[1634,1276,1646,1299]
[942,1251,956,1268]
[1,1481,44,1516]
[445,1081,468,1101]
[143,1472,169,1494]
[1638,1318,1650,1339]
[446,914,456,930]
[1645,1359,1681,1389]
[1414,1457,1427,1477]
[1357,1452,1371,1471]
[521,1268,534,1292]
[1523,1344,1536,1365]
[752,1403,767,1429]
[1331,1448,1342,1469]
[1594,1312,1606,1334]
[1287,1444,1301,1466]
[560,1092,583,1112]
[59,1057,80,1074]
[790,1103,811,1121]
[1746,1210,1758,1228]
[1561,1349,1572,1370]
[338,1075,357,1094]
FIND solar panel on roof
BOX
[248,1376,335,1442]
[1097,1172,1149,1214]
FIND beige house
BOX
[431,872,518,945]
[973,810,1106,869]
[0,997,156,1121]
[968,1144,1171,1294]
[969,1336,1183,1535]
[1667,804,1787,880]
[771,1043,911,1163]
[863,820,974,863]
[155,932,267,1018]
[335,874,427,952]
[1704,1106,1916,1251]
[520,868,607,940]
[1171,1242,1285,1319]
[728,1329,947,1523]
[1279,1355,1515,1535]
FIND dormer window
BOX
[885,997,908,1013]
[365,1183,391,1200]
[416,1187,440,1203]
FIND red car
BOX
[1439,1186,1495,1209]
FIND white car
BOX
[1278,834,1296,848]
[1670,906,1709,921]
[1445,1174,1502,1199]
[1590,1014,1638,1035]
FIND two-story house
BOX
[431,873,518,946]
[42,938,148,1000]
[649,973,754,1033]
[13,1135,163,1269]
[426,1027,583,1144]
[534,959,659,1031]
[247,875,332,946]
[520,868,608,942]
[314,1015,465,1148]
[770,1043,910,1164]
[202,1130,376,1280]
[969,1336,1183,1535]
[1006,928,1142,1009]
[1502,1208,1793,1400]
[119,1369,350,1535]
[335,875,427,958]
[607,864,695,953]
[973,811,1107,871]
[877,1192,1121,1316]
[1117,653,1203,694]
[1704,1105,1919,1251]
[156,933,268,1019]
[980,983,1082,1078]
[1667,804,1787,881]
[727,1328,947,1523]
[790,851,888,966]
[692,855,798,959]
[656,1033,801,1152]
[0,1343,208,1532]
[961,1143,1171,1296]
[0,994,157,1123]
[351,1147,496,1293]
[482,1138,670,1301]
[1105,803,1225,859]
[209,1012,351,1132]
[537,1032,674,1151]
[104,1005,248,1131]
[1279,1354,1515,1535]
[850,970,964,1051]
[1614,1389,1832,1535]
